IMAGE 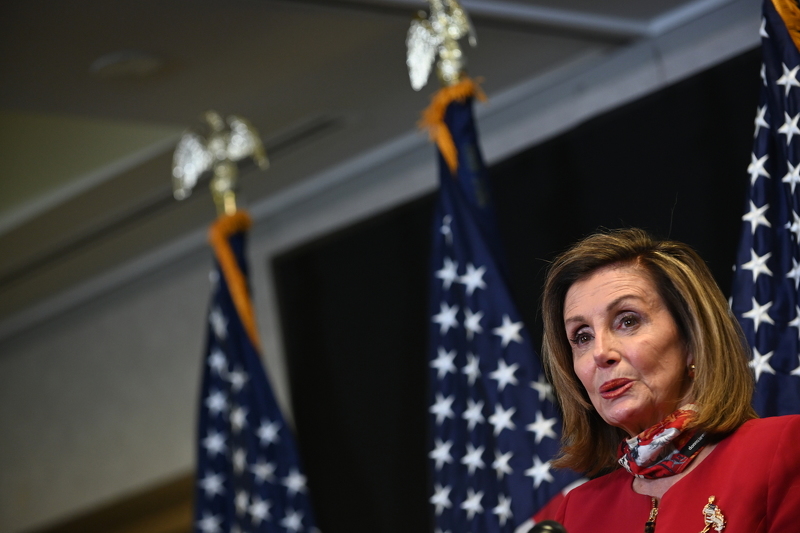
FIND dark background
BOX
[272,48,761,532]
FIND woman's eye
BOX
[619,314,638,328]
[570,331,591,345]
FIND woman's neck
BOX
[631,443,717,501]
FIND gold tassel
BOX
[208,211,261,351]
[773,0,800,52]
[419,77,487,175]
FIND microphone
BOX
[528,520,568,533]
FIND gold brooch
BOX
[700,496,726,532]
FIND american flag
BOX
[194,212,319,533]
[731,0,800,417]
[426,86,583,533]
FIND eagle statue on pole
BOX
[406,0,477,91]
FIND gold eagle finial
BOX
[172,111,268,215]
[406,0,477,91]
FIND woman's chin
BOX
[598,403,655,436]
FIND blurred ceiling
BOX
[0,0,756,338]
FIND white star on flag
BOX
[227,366,249,393]
[787,259,800,289]
[527,411,558,444]
[493,494,513,526]
[492,450,513,480]
[742,297,775,332]
[463,308,484,340]
[778,112,800,144]
[742,201,771,234]
[433,302,460,334]
[208,348,227,375]
[489,404,516,436]
[790,306,800,333]
[430,483,452,515]
[232,447,247,474]
[197,511,223,533]
[492,314,524,347]
[282,468,308,497]
[531,374,555,403]
[525,455,554,489]
[460,488,484,520]
[202,430,227,457]
[754,105,769,137]
[250,459,277,484]
[235,490,249,516]
[440,215,453,246]
[489,358,519,391]
[776,63,800,96]
[209,307,228,339]
[458,263,487,295]
[199,471,225,498]
[257,419,281,446]
[786,210,800,241]
[748,153,770,185]
[741,249,773,282]
[436,257,459,290]
[462,352,481,385]
[750,347,776,382]
[461,443,486,475]
[430,392,455,424]
[230,405,248,434]
[431,347,457,379]
[205,389,228,416]
[249,496,271,525]
[462,398,485,430]
[429,438,454,470]
[783,161,800,193]
[280,509,304,533]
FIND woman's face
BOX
[563,264,693,436]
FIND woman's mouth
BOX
[599,379,633,399]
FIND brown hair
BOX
[541,228,757,476]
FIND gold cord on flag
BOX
[208,211,261,351]
[418,77,486,175]
[773,0,800,52]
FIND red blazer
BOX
[556,415,800,533]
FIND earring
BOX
[689,363,696,378]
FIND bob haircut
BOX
[541,228,757,476]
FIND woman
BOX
[541,228,800,533]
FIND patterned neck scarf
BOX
[617,405,709,479]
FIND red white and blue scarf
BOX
[618,405,709,479]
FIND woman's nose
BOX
[592,330,620,368]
